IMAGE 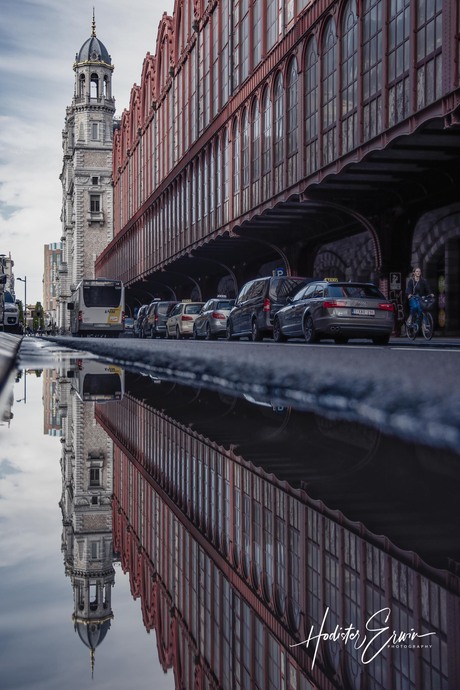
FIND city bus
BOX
[67,360,125,402]
[67,278,124,337]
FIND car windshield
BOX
[216,300,235,310]
[272,278,311,299]
[159,303,176,314]
[4,291,14,303]
[328,284,385,299]
[184,304,203,314]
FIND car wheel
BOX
[251,318,262,342]
[334,336,348,345]
[303,315,318,344]
[273,317,286,343]
[372,335,390,345]
[176,326,181,340]
[226,321,238,341]
[205,323,215,341]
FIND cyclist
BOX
[406,266,434,323]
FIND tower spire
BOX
[91,8,96,37]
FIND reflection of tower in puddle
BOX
[58,360,119,676]
[96,379,460,690]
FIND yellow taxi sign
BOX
[323,277,339,282]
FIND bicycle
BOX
[405,294,435,341]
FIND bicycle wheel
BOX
[422,312,433,341]
[406,315,418,341]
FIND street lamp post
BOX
[17,276,27,332]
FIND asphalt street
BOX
[18,335,460,454]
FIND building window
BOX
[274,72,284,192]
[362,0,383,140]
[91,122,99,140]
[416,0,443,109]
[92,176,99,186]
[253,0,262,68]
[262,86,272,199]
[90,194,101,213]
[286,58,298,183]
[89,467,100,487]
[304,37,319,175]
[341,0,358,154]
[322,18,338,165]
[388,0,411,126]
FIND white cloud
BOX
[0,0,174,301]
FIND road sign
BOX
[389,272,401,291]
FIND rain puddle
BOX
[1,338,459,689]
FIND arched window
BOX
[90,73,99,98]
[362,0,383,140]
[251,98,261,205]
[79,74,85,98]
[233,118,240,216]
[216,134,222,225]
[223,128,230,222]
[304,38,318,175]
[262,87,272,200]
[286,58,299,184]
[322,18,337,165]
[274,72,284,192]
[341,0,358,154]
[242,108,250,211]
[209,143,215,224]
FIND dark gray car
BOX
[143,300,178,338]
[273,281,394,344]
[226,276,312,341]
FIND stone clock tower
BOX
[58,13,115,332]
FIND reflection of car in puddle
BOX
[67,360,124,402]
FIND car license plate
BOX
[352,308,375,316]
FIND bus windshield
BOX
[83,284,121,308]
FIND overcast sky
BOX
[0,0,174,305]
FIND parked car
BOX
[226,275,313,341]
[133,304,149,338]
[272,281,394,345]
[165,302,205,339]
[193,298,235,339]
[143,300,178,338]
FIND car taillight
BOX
[378,303,394,311]
[78,310,83,322]
[155,314,159,322]
[122,311,125,322]
[212,311,225,319]
[181,314,193,321]
[323,300,347,309]
[263,297,271,312]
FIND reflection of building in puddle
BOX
[42,369,63,436]
[58,359,119,675]
[96,376,460,690]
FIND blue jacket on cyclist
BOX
[406,267,433,316]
